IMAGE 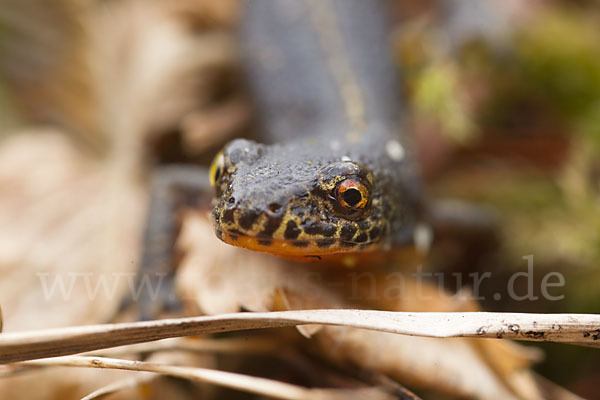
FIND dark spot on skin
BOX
[584,332,590,338]
[368,227,381,241]
[229,234,239,241]
[340,224,357,241]
[260,216,282,237]
[258,239,272,246]
[302,220,337,237]
[228,229,244,236]
[321,224,337,237]
[354,232,368,243]
[228,196,236,205]
[340,241,357,248]
[316,238,335,248]
[222,209,235,224]
[215,229,223,240]
[357,220,371,230]
[523,331,545,339]
[508,324,520,334]
[593,329,600,340]
[239,209,260,230]
[292,240,309,248]
[303,220,322,235]
[284,220,301,240]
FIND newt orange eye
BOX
[209,151,225,187]
[335,178,369,209]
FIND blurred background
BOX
[0,0,599,398]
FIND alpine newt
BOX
[210,0,423,258]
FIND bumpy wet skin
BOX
[210,0,422,259]
[211,140,390,256]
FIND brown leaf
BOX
[175,214,554,399]
[0,130,144,399]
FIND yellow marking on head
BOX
[209,151,225,187]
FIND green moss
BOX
[515,10,600,118]
[413,62,475,143]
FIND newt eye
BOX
[209,151,225,187]
[335,178,369,210]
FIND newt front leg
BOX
[120,165,212,320]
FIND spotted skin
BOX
[211,0,422,258]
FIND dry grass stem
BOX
[80,375,155,400]
[83,337,282,358]
[18,356,398,400]
[0,310,598,364]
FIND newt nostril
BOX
[268,203,282,215]
[226,196,236,209]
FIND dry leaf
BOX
[0,131,144,330]
[332,267,545,399]
[88,0,238,160]
[175,214,564,399]
[0,0,102,149]
[177,212,348,315]
[0,130,145,399]
[0,0,244,397]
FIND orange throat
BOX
[216,230,381,260]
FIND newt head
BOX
[209,138,391,258]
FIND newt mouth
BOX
[215,228,381,258]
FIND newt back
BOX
[210,0,422,258]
